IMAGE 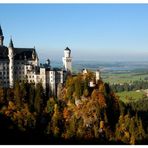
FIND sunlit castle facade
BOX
[0,26,72,96]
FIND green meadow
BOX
[116,91,145,103]
[102,71,148,103]
[102,72,148,84]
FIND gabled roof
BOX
[14,48,36,60]
[0,46,8,60]
[0,46,37,60]
[65,47,71,51]
[0,25,3,36]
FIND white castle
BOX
[0,26,72,96]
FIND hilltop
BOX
[0,70,146,144]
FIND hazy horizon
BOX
[0,4,148,62]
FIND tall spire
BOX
[9,37,14,48]
[0,25,3,36]
[8,36,14,88]
[0,25,4,46]
[32,48,36,59]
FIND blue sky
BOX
[0,4,148,62]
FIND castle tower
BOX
[0,25,4,46]
[46,59,50,67]
[62,47,72,73]
[96,70,101,83]
[8,38,14,88]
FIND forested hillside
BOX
[0,71,147,144]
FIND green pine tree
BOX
[34,83,43,113]
[14,81,21,108]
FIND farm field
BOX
[116,90,145,103]
[102,71,148,84]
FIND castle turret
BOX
[62,47,72,73]
[8,38,14,88]
[0,25,4,46]
[46,59,50,67]
[96,70,101,83]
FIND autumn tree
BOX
[98,93,106,108]
[74,76,82,99]
[91,89,98,100]
[83,88,89,97]
[115,113,146,144]
[27,83,35,112]
[20,81,27,101]
[45,97,56,116]
[63,115,76,139]
[34,83,43,113]
[83,78,89,97]
[0,87,5,103]
[51,104,60,137]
